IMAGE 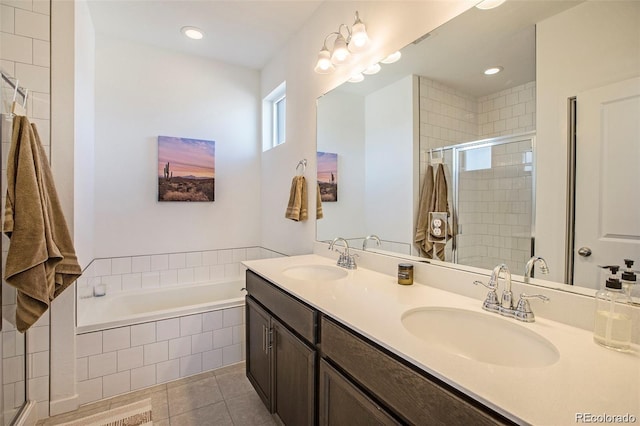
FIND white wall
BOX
[365,75,415,244]
[259,0,477,255]
[74,0,95,269]
[536,1,640,282]
[316,91,366,242]
[93,36,261,258]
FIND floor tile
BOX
[213,361,245,376]
[167,375,224,417]
[225,391,273,426]
[169,401,233,426]
[216,368,255,400]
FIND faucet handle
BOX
[345,253,358,270]
[473,280,500,313]
[514,293,550,322]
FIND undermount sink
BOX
[401,307,559,368]
[282,264,348,281]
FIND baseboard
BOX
[13,401,38,426]
[49,394,80,417]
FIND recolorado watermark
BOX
[576,413,637,423]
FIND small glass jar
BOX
[398,263,414,285]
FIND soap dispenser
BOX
[594,266,632,351]
[621,259,637,297]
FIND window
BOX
[263,81,286,151]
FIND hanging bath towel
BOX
[415,164,435,257]
[285,175,308,221]
[430,163,453,261]
[3,116,82,332]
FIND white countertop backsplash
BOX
[243,246,640,425]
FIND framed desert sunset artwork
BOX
[158,136,215,202]
[317,151,337,202]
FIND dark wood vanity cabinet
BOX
[245,271,316,425]
[245,270,513,426]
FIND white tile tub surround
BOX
[75,306,246,405]
[77,247,284,297]
[73,247,283,405]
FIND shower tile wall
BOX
[418,77,536,268]
[1,0,51,422]
[456,141,533,273]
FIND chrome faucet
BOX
[362,234,381,251]
[329,237,357,269]
[474,263,550,322]
[524,256,550,282]
[491,263,514,315]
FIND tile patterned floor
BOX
[37,362,276,426]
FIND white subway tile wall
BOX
[74,247,284,405]
[418,77,536,269]
[76,247,283,298]
[75,306,246,405]
[1,0,51,421]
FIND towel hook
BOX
[296,159,307,176]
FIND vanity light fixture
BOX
[362,63,381,75]
[475,0,507,10]
[380,51,402,64]
[181,26,204,40]
[314,11,370,74]
[348,72,365,83]
[484,66,503,75]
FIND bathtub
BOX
[77,280,246,333]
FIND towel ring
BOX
[296,159,307,176]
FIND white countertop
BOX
[243,254,640,426]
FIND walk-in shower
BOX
[421,133,536,273]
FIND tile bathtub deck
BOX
[38,362,275,426]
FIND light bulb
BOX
[331,34,350,64]
[314,48,335,74]
[348,17,369,53]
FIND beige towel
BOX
[415,165,434,257]
[316,183,323,220]
[285,176,308,221]
[4,116,82,332]
[430,163,453,261]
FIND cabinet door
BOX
[246,297,272,411]
[319,359,400,426]
[272,319,316,426]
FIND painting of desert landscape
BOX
[317,151,337,202]
[158,136,215,202]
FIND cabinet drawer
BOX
[320,317,511,426]
[246,270,316,344]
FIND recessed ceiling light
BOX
[484,66,503,75]
[181,26,204,40]
[475,0,506,10]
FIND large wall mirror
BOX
[317,0,640,296]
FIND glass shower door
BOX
[1,78,29,426]
[454,135,535,273]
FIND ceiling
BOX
[335,1,581,98]
[86,0,324,70]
